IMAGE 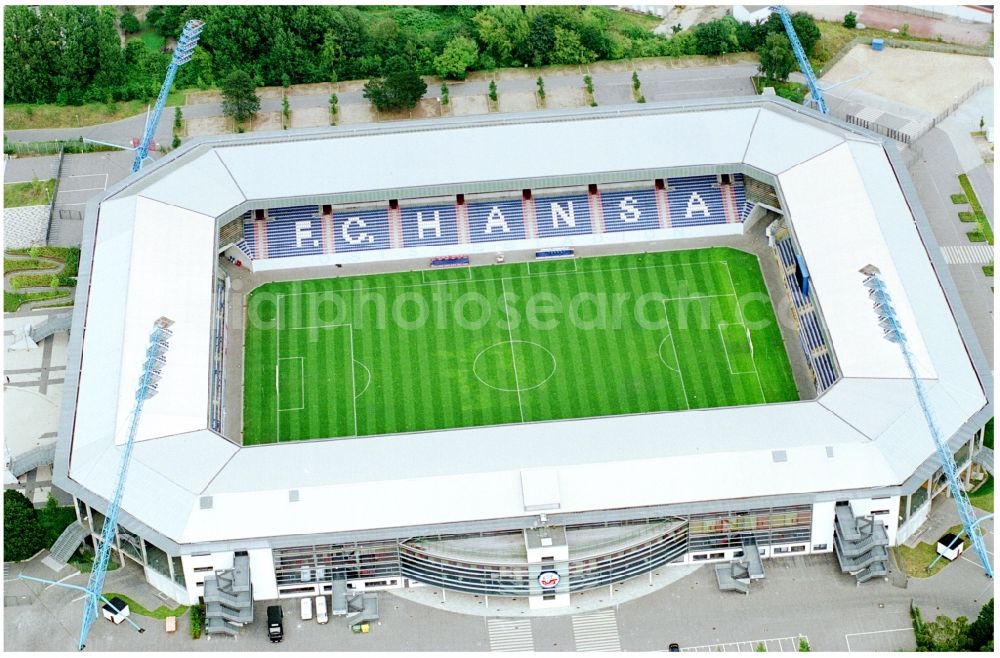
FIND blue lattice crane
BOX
[131,20,204,172]
[19,317,176,650]
[860,265,993,579]
[769,5,828,114]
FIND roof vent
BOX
[199,496,213,509]
[772,450,788,463]
[288,490,299,503]
[826,446,835,458]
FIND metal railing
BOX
[45,148,65,245]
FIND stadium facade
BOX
[55,99,992,617]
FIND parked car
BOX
[315,594,329,624]
[300,597,313,621]
[668,643,681,652]
[267,605,284,643]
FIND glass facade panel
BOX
[172,556,186,587]
[91,509,106,535]
[910,480,930,514]
[117,525,143,562]
[688,505,812,552]
[954,441,971,468]
[144,539,170,578]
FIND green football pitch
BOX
[242,247,798,445]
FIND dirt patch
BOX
[291,106,331,129]
[498,91,538,113]
[450,95,490,117]
[546,87,586,110]
[290,82,333,96]
[185,115,231,137]
[822,45,993,115]
[337,103,377,125]
[411,99,442,120]
[186,90,222,105]
[257,87,285,101]
[336,80,368,94]
[250,111,283,132]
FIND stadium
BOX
[54,98,991,628]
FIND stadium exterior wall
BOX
[53,98,993,609]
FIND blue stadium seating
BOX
[400,203,460,248]
[210,278,226,432]
[533,193,592,238]
[238,175,756,261]
[467,199,527,243]
[600,188,661,233]
[775,237,838,392]
[265,214,325,258]
[334,208,392,253]
[667,175,726,228]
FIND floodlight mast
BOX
[860,265,993,579]
[18,317,175,650]
[131,20,204,173]
[769,5,829,114]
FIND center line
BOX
[501,278,525,422]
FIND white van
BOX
[314,594,328,624]
[300,596,312,621]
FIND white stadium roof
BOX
[62,101,987,547]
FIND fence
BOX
[45,148,65,245]
[7,443,57,478]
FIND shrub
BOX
[951,193,968,204]
[900,23,910,37]
[37,495,77,547]
[440,83,449,106]
[536,76,545,100]
[959,211,976,222]
[120,11,140,35]
[172,135,181,149]
[190,603,204,639]
[583,75,593,94]
[28,246,41,259]
[173,107,183,133]
[637,95,646,103]
[968,231,987,242]
[328,93,339,123]
[4,490,46,562]
[50,275,60,288]
[984,264,994,277]
[755,642,766,652]
[488,80,498,102]
[843,11,857,29]
[798,637,810,652]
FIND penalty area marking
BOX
[721,261,767,403]
[717,323,756,375]
[355,360,372,398]
[658,302,691,410]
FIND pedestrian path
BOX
[572,607,621,651]
[939,244,994,264]
[486,618,534,652]
[682,635,807,652]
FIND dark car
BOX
[267,605,284,643]
[668,643,681,652]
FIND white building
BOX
[54,99,991,626]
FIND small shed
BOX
[102,597,131,624]
[936,533,964,561]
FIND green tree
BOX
[363,69,427,112]
[439,83,449,106]
[798,637,810,652]
[328,92,338,124]
[693,16,740,56]
[434,35,479,80]
[488,80,498,102]
[281,95,290,129]
[551,25,595,65]
[4,490,46,562]
[790,12,821,55]
[843,11,857,29]
[632,70,641,91]
[757,33,797,81]
[119,11,140,35]
[220,69,261,123]
[473,5,530,66]
[968,599,993,651]
[536,76,545,100]
[173,106,183,132]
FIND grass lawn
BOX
[958,174,994,245]
[4,92,186,131]
[898,523,966,578]
[243,248,798,444]
[68,547,119,574]
[136,30,165,53]
[752,76,807,104]
[958,211,976,222]
[104,592,188,620]
[985,418,993,450]
[967,231,987,242]
[4,290,71,312]
[985,264,994,277]
[4,179,55,207]
[968,475,993,513]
